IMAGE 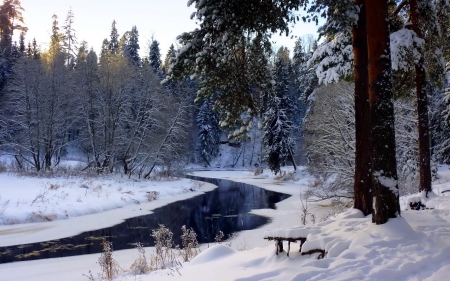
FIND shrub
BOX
[149,225,176,270]
[129,242,149,275]
[180,225,200,262]
[146,191,160,202]
[98,239,121,281]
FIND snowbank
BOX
[2,168,450,281]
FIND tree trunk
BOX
[352,0,372,216]
[410,0,432,194]
[366,0,400,224]
[288,146,297,171]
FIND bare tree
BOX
[304,82,355,200]
[2,51,75,171]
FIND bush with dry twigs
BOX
[179,225,200,262]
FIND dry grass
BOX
[27,211,57,222]
[253,167,263,176]
[146,191,160,201]
[274,171,296,181]
[48,183,60,190]
[98,239,122,280]
[129,242,149,275]
[0,197,9,215]
[180,225,200,262]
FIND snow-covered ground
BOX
[0,173,216,245]
[1,167,450,280]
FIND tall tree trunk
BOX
[352,0,372,216]
[288,147,297,171]
[410,0,432,194]
[366,0,400,224]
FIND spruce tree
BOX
[18,31,25,54]
[109,20,119,55]
[168,0,302,132]
[197,97,221,166]
[263,95,295,175]
[99,38,110,65]
[162,44,176,74]
[121,26,140,66]
[62,8,77,66]
[149,39,161,73]
[263,51,296,174]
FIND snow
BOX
[2,167,450,280]
[0,173,216,245]
[390,28,424,71]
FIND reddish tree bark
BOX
[366,0,400,224]
[409,0,432,194]
[352,0,372,216]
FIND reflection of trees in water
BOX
[0,178,289,264]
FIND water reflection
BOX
[0,176,290,263]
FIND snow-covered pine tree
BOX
[109,20,119,55]
[167,0,302,135]
[263,51,296,174]
[262,96,295,175]
[390,0,446,193]
[0,0,26,93]
[62,8,77,67]
[197,97,221,166]
[149,39,161,73]
[121,26,140,66]
[99,38,110,65]
[162,44,175,74]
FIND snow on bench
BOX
[405,190,438,210]
[264,226,325,258]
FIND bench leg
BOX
[287,241,290,257]
[277,240,284,253]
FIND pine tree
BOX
[197,97,221,166]
[0,0,27,91]
[149,39,161,73]
[109,20,119,55]
[262,50,296,174]
[262,95,295,175]
[62,8,77,67]
[121,26,140,65]
[99,38,110,65]
[18,30,24,54]
[162,44,175,74]
[168,0,302,133]
[31,37,39,59]
[0,0,26,58]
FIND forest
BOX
[1,0,450,224]
[2,0,450,280]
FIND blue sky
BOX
[16,0,318,57]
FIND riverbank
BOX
[0,173,217,246]
[2,168,450,280]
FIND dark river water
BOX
[0,175,290,264]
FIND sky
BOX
[15,0,319,58]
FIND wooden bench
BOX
[264,236,307,256]
[264,236,326,259]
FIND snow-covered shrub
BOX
[303,82,355,200]
[129,242,149,275]
[98,239,121,281]
[215,231,225,243]
[146,191,160,202]
[180,225,200,262]
[149,225,177,270]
